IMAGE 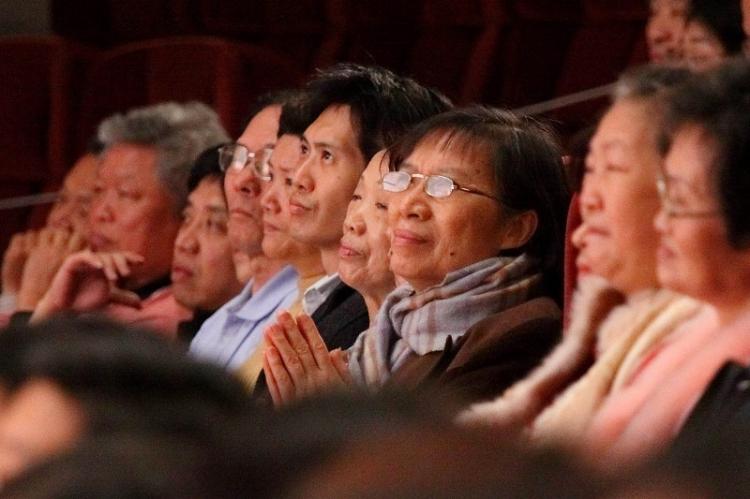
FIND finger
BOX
[42,227,55,245]
[277,311,317,373]
[266,323,308,387]
[24,231,38,252]
[120,252,145,264]
[263,352,283,407]
[330,349,352,384]
[110,253,133,277]
[109,288,142,309]
[265,346,297,404]
[297,314,333,370]
[51,228,68,247]
[95,254,120,282]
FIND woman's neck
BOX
[290,250,325,280]
[712,293,750,327]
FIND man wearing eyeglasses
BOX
[189,92,300,370]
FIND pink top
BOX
[584,305,721,463]
[105,286,192,340]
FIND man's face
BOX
[46,153,98,238]
[88,144,181,289]
[223,105,281,256]
[646,0,688,64]
[260,134,320,265]
[288,105,367,250]
[172,178,242,311]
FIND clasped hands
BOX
[31,250,144,323]
[262,311,351,407]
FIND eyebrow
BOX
[399,161,467,178]
[312,141,340,151]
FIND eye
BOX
[284,177,293,187]
[375,202,387,210]
[321,150,333,162]
[605,163,629,173]
[351,194,362,202]
[300,143,310,156]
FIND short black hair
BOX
[389,106,570,303]
[277,89,318,138]
[241,89,301,132]
[661,58,750,250]
[687,0,745,55]
[187,143,229,193]
[305,63,453,162]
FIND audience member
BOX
[584,59,750,465]
[0,146,100,317]
[285,64,452,352]
[171,145,244,342]
[460,66,699,446]
[683,0,744,72]
[28,102,228,337]
[189,92,299,371]
[263,106,568,407]
[647,0,690,64]
[0,317,249,485]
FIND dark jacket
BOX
[312,281,369,351]
[386,297,562,407]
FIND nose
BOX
[344,208,366,236]
[175,221,199,255]
[261,182,281,214]
[654,205,670,236]
[578,175,603,220]
[228,168,261,198]
[89,193,114,226]
[292,155,314,193]
[392,181,431,222]
[571,223,588,250]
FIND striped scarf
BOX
[348,254,542,388]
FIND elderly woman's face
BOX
[576,100,662,295]
[338,151,395,298]
[88,144,181,288]
[655,126,742,304]
[387,135,510,291]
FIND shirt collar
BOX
[235,265,299,321]
[302,273,341,316]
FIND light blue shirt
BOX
[189,265,298,371]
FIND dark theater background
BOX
[0,0,648,256]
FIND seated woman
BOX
[262,106,570,407]
[682,0,744,72]
[584,59,750,464]
[460,65,700,444]
[28,102,229,338]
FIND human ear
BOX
[498,210,538,250]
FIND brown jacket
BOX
[386,297,562,407]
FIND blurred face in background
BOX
[88,144,180,289]
[647,0,689,64]
[172,178,242,311]
[46,153,99,238]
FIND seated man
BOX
[284,63,452,351]
[188,92,301,369]
[0,142,101,317]
[171,145,244,343]
[647,0,689,64]
[28,102,229,337]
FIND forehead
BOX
[650,0,688,12]
[270,134,302,171]
[403,132,492,180]
[188,177,226,207]
[305,105,358,146]
[665,125,716,182]
[63,154,98,192]
[238,105,281,151]
[361,151,388,186]
[591,100,654,150]
[99,144,158,182]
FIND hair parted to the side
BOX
[388,106,571,303]
[97,101,229,213]
[305,63,453,162]
[686,0,745,55]
[661,58,750,250]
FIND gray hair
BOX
[97,101,229,212]
[611,64,693,102]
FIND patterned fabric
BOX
[348,254,541,388]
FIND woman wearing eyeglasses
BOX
[261,106,570,407]
[583,60,750,465]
